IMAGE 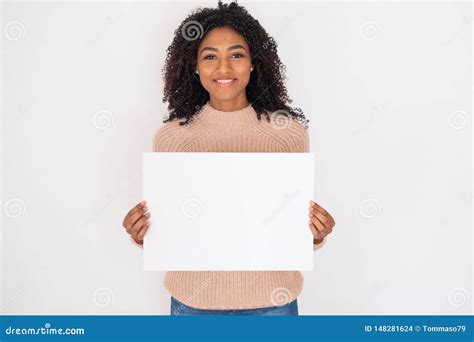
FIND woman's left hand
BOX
[308,200,335,244]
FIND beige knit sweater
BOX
[133,102,326,310]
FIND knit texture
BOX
[135,102,326,310]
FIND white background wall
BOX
[1,0,472,315]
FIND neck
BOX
[197,101,258,125]
[209,96,250,112]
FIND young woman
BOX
[122,1,336,316]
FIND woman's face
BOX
[196,26,253,105]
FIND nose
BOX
[216,57,232,73]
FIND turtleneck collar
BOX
[196,101,260,124]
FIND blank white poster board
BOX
[143,152,314,271]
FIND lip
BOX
[213,78,237,88]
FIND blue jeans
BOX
[170,296,299,316]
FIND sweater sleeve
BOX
[286,118,310,153]
[152,119,188,152]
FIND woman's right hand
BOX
[122,201,150,245]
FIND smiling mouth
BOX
[213,78,237,87]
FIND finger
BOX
[130,211,150,237]
[308,207,326,235]
[311,210,332,231]
[308,220,324,240]
[123,201,147,226]
[310,213,328,233]
[136,221,150,242]
[127,201,147,219]
[125,209,146,233]
[123,204,148,231]
[309,210,332,236]
[310,201,327,215]
[310,205,335,229]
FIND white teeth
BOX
[216,79,234,83]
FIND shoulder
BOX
[152,118,189,152]
[265,111,310,152]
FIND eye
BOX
[203,55,216,60]
[231,53,244,58]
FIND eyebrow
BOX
[199,44,247,55]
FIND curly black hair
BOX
[162,0,309,129]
